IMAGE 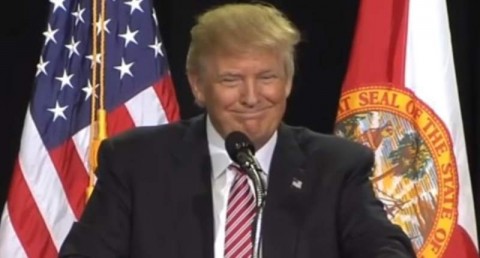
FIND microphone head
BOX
[225,131,255,163]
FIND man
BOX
[60,3,415,258]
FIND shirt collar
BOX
[206,115,277,180]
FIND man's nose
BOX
[240,79,260,107]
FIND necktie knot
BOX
[228,163,246,175]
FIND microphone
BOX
[225,131,267,206]
[225,131,266,258]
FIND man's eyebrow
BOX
[218,72,242,77]
[258,70,276,75]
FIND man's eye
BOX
[260,75,277,81]
[221,77,240,85]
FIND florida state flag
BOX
[334,0,478,257]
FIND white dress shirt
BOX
[206,116,277,258]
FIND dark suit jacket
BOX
[59,115,415,258]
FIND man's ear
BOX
[285,78,293,97]
[187,72,206,107]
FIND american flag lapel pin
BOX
[291,177,303,190]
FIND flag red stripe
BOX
[153,74,181,122]
[342,0,409,90]
[48,139,90,219]
[7,160,58,258]
[107,105,136,137]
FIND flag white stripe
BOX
[18,111,76,250]
[125,86,168,126]
[71,125,92,174]
[405,0,478,248]
[0,206,28,258]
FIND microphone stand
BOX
[253,198,265,258]
[237,152,267,258]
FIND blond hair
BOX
[186,2,301,79]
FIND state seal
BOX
[335,85,458,257]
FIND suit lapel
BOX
[263,124,307,258]
[169,115,214,258]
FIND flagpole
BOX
[87,0,108,201]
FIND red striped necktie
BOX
[224,165,256,258]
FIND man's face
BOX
[189,49,292,149]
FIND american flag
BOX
[0,0,179,256]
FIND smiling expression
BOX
[189,49,293,149]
